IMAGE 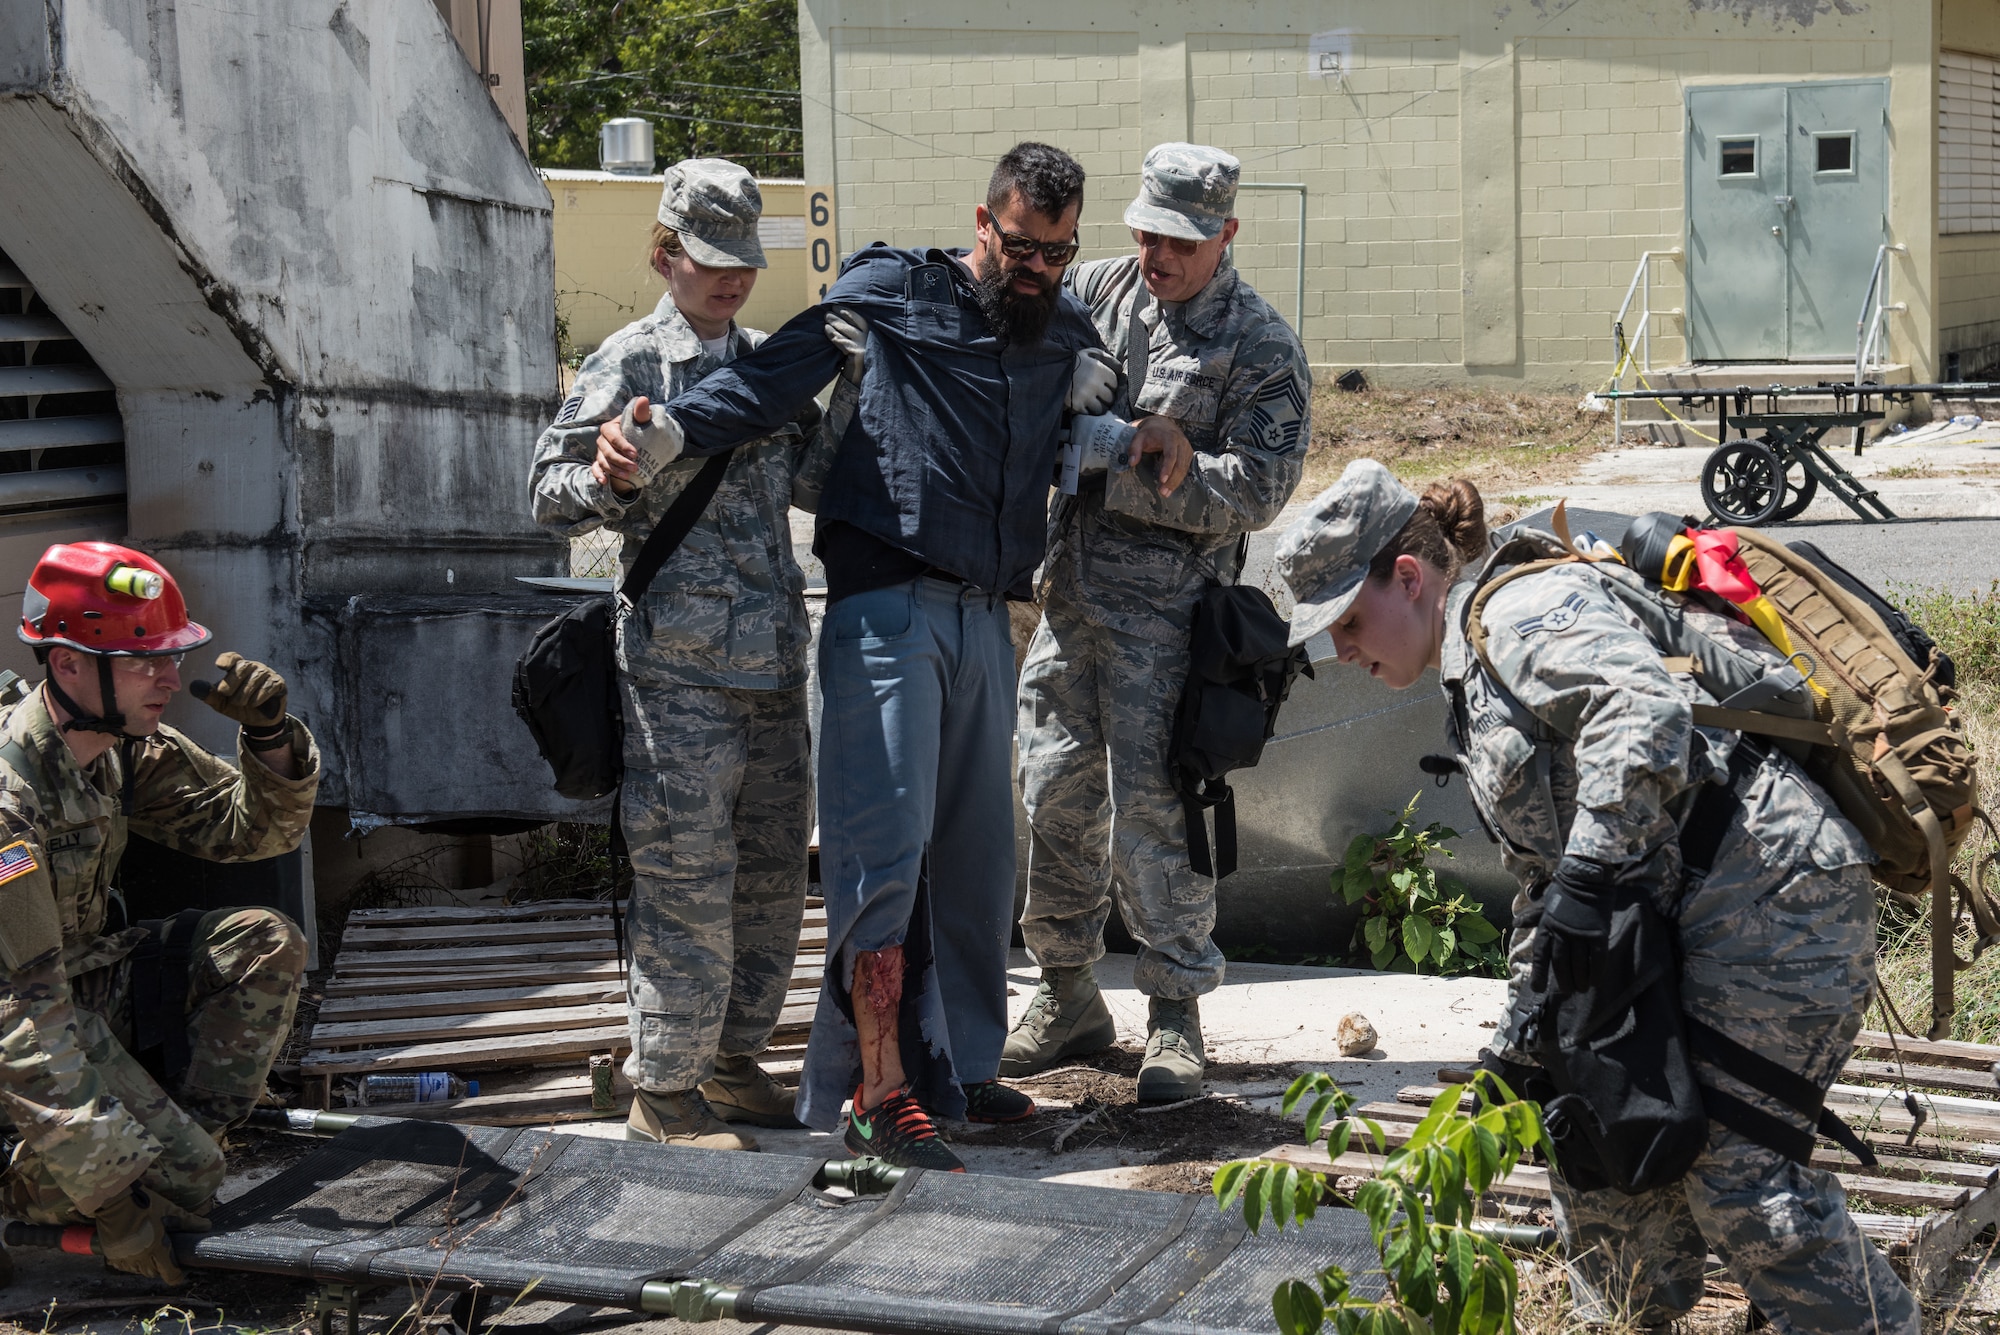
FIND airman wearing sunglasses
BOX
[0,542,318,1286]
[1007,143,1313,1102]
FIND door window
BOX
[1815,133,1855,174]
[1719,138,1758,175]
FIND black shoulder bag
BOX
[512,453,731,799]
[1167,567,1313,880]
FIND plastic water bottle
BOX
[358,1072,479,1105]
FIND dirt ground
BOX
[977,1044,1308,1192]
[1297,382,1637,505]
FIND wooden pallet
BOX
[1258,1029,2000,1298]
[300,898,826,1122]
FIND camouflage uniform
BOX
[1276,465,1918,1332]
[531,287,849,1092]
[1444,544,1916,1332]
[0,689,317,1222]
[1020,145,1310,1000]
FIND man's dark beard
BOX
[971,253,1059,346]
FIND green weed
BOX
[1337,794,1505,978]
[1213,1071,1546,1334]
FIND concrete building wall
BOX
[801,0,1940,385]
[0,0,576,824]
[546,173,811,354]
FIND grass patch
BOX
[1876,583,2000,1042]
[1299,384,1638,503]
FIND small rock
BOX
[1336,1012,1378,1057]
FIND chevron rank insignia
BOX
[1513,592,1588,637]
[0,840,39,887]
[1246,370,1308,455]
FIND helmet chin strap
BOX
[46,654,135,738]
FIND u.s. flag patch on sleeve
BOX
[0,840,39,887]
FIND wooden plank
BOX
[1907,1185,2000,1297]
[333,940,618,970]
[1827,1083,2000,1131]
[302,1024,633,1075]
[315,980,627,1024]
[342,920,611,950]
[1843,1058,2000,1098]
[320,962,625,995]
[1816,1149,1996,1189]
[347,901,614,926]
[1853,1030,2000,1074]
[1845,1211,1927,1251]
[1357,1103,1995,1188]
[1264,1144,1965,1211]
[1838,1176,1969,1211]
[309,1002,628,1048]
[354,1071,634,1125]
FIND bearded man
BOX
[604,142,1193,1169]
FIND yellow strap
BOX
[1659,657,1698,676]
[1688,704,1839,748]
[1659,533,1697,591]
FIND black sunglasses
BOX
[989,222,1081,267]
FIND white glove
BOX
[1066,347,1119,414]
[827,308,870,385]
[620,400,686,487]
[1058,413,1136,493]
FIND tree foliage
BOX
[1213,1072,1547,1335]
[523,0,803,174]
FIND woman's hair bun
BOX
[1419,479,1487,564]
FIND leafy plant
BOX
[1213,1071,1547,1335]
[1338,794,1504,977]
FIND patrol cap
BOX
[1276,459,1420,648]
[657,158,767,269]
[1124,143,1241,242]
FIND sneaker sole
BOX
[844,1129,967,1172]
[964,1101,1036,1125]
[996,1013,1119,1078]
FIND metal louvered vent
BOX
[0,246,126,518]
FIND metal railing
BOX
[1855,242,1909,385]
[1608,248,1683,444]
[1234,182,1308,332]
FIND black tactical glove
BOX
[1530,856,1620,996]
[93,1184,211,1285]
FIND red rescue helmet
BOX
[17,542,212,656]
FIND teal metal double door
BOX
[1686,80,1888,362]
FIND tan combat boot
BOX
[625,1088,759,1150]
[701,1053,804,1128]
[999,964,1118,1077]
[1137,995,1204,1103]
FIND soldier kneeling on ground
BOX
[0,543,318,1285]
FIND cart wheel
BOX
[1701,439,1784,525]
[1772,460,1819,522]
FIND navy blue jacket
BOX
[666,243,1103,598]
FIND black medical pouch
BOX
[1513,887,1708,1195]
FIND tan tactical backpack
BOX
[1465,512,1992,1039]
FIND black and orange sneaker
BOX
[960,1080,1035,1124]
[844,1083,966,1172]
